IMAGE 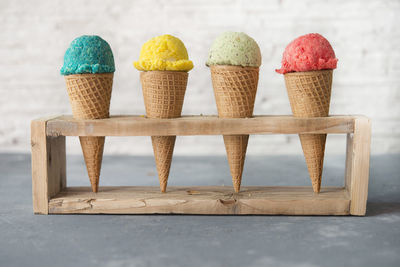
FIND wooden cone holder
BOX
[31,115,371,215]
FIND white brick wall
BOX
[0,0,399,155]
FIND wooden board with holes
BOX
[31,115,371,216]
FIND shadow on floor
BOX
[366,202,400,216]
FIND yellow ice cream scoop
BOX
[134,34,193,71]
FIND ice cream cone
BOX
[284,70,332,193]
[65,73,113,192]
[210,65,259,192]
[140,71,188,192]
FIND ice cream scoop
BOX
[206,32,261,67]
[276,33,337,74]
[61,35,115,75]
[61,35,115,192]
[134,34,193,71]
[206,32,261,193]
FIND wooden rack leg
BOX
[345,116,371,216]
[31,118,66,214]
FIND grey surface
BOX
[1,153,400,267]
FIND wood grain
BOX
[31,118,49,214]
[48,186,350,215]
[46,115,356,137]
[348,116,371,215]
[47,135,66,198]
[32,114,371,216]
[345,133,354,194]
[31,117,66,214]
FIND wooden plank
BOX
[31,119,49,214]
[47,136,66,198]
[31,117,66,214]
[349,116,371,216]
[46,115,355,137]
[48,186,350,215]
[344,133,353,194]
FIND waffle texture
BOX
[65,73,113,192]
[210,65,259,192]
[284,70,333,193]
[140,71,188,192]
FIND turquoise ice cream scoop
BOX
[60,35,115,75]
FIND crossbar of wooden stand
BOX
[31,115,371,216]
[46,115,355,136]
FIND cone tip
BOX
[160,182,167,193]
[312,183,321,193]
[91,184,98,193]
[233,183,241,193]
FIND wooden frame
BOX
[31,115,371,216]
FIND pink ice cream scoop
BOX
[276,33,338,74]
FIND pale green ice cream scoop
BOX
[206,32,261,67]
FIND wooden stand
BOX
[31,115,371,216]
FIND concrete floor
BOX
[1,153,399,267]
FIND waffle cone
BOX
[140,71,188,192]
[65,73,113,192]
[210,65,259,192]
[284,70,333,193]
